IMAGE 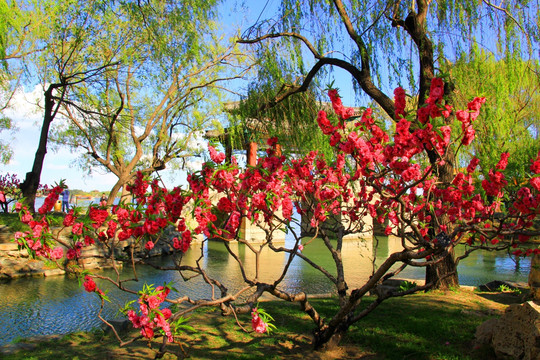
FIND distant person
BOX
[61,188,70,213]
[100,194,108,207]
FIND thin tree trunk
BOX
[120,184,132,204]
[106,174,136,206]
[19,85,57,213]
[106,180,124,206]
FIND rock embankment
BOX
[475,301,540,360]
[0,241,66,280]
[0,225,121,280]
[0,224,189,281]
[0,226,67,280]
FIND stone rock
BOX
[490,301,540,360]
[0,243,19,251]
[529,253,540,303]
[101,319,131,334]
[0,342,38,355]
[0,334,62,356]
[474,318,498,346]
[24,260,44,272]
[43,268,65,277]
[0,258,17,278]
[370,284,395,298]
[7,250,27,258]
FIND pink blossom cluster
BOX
[394,87,406,119]
[209,145,226,164]
[181,86,538,252]
[126,172,150,204]
[37,185,64,214]
[126,286,173,342]
[311,79,539,253]
[14,172,197,268]
[0,173,21,199]
[416,78,452,124]
[15,79,540,263]
[14,203,65,260]
[328,89,356,120]
[456,97,486,145]
[251,308,269,333]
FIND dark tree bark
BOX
[425,249,460,289]
[19,84,63,212]
[18,61,119,212]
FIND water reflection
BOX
[0,236,530,345]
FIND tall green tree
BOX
[0,0,41,164]
[448,49,540,187]
[237,0,539,290]
[9,0,250,208]
[11,0,121,211]
[47,0,250,204]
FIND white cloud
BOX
[3,85,44,129]
[0,86,119,191]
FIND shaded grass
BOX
[343,292,499,360]
[1,289,507,360]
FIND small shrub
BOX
[399,281,417,292]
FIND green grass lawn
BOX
[1,289,510,360]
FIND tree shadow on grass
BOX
[2,291,507,360]
[343,293,503,360]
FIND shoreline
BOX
[0,287,530,359]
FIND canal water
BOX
[0,235,531,345]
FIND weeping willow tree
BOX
[0,0,29,165]
[229,84,335,159]
[237,0,540,289]
[448,48,540,190]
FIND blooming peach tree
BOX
[0,173,51,213]
[13,78,540,353]
[0,173,22,212]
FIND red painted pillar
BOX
[275,143,282,157]
[247,141,257,166]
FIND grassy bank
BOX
[1,289,520,360]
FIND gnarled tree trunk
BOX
[425,249,459,290]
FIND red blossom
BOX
[83,276,97,292]
[208,145,226,164]
[467,157,480,173]
[496,152,510,170]
[251,309,268,333]
[89,207,109,228]
[531,150,540,174]
[63,210,75,227]
[38,186,63,214]
[316,110,334,135]
[145,241,155,251]
[531,177,540,192]
[394,87,406,119]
